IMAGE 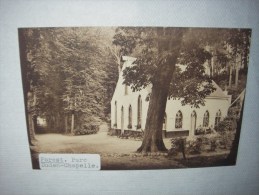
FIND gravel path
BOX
[31,132,180,170]
[33,132,172,154]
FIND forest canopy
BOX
[19,27,119,137]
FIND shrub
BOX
[228,105,241,120]
[195,126,205,135]
[205,133,220,151]
[74,124,99,135]
[210,139,217,151]
[170,131,222,158]
[195,126,213,135]
[186,136,203,154]
[171,137,185,151]
[214,117,236,149]
[116,130,144,140]
[215,117,236,132]
[218,131,235,149]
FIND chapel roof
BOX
[209,81,228,98]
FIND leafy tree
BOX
[113,27,216,152]
[224,29,251,88]
[19,27,117,136]
[19,28,42,144]
[102,52,119,120]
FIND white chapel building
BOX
[111,56,232,137]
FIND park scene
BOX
[18,27,251,169]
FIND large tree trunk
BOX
[32,115,38,134]
[28,113,36,140]
[71,112,75,134]
[234,51,239,88]
[242,32,250,73]
[65,114,68,134]
[137,28,184,153]
[208,59,212,78]
[137,60,177,153]
[27,91,37,142]
[229,63,233,88]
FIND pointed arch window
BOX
[121,106,124,130]
[128,105,132,129]
[215,110,222,126]
[163,112,167,130]
[175,110,183,128]
[137,95,142,129]
[203,110,210,127]
[114,101,117,127]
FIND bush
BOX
[170,132,222,158]
[218,131,235,149]
[215,117,236,132]
[195,126,205,135]
[74,124,99,135]
[186,136,203,154]
[204,133,220,152]
[214,117,236,149]
[195,126,213,135]
[116,130,144,140]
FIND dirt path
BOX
[33,132,172,154]
[32,132,182,170]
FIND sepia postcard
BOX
[18,27,252,170]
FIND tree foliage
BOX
[112,27,251,153]
[19,27,118,133]
[114,27,216,108]
[114,27,251,107]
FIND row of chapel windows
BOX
[167,110,222,129]
[114,95,142,129]
[115,97,222,129]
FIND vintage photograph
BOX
[18,27,252,170]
